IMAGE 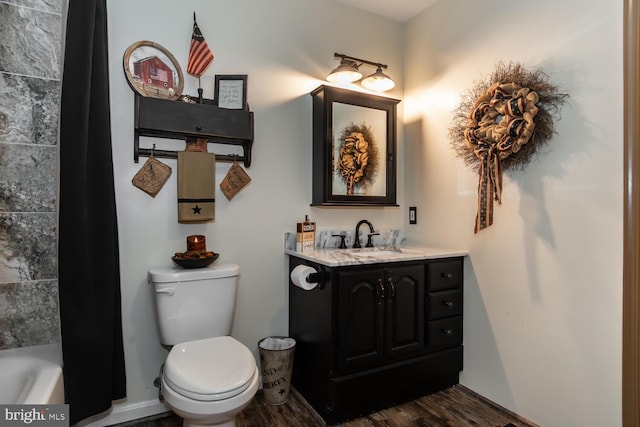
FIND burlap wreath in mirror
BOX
[449,62,568,233]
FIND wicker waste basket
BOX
[258,336,296,405]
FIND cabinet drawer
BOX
[427,259,463,291]
[427,317,462,350]
[136,96,253,140]
[427,290,462,319]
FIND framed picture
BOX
[214,74,248,109]
[310,85,400,206]
[123,40,184,100]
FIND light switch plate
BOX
[409,206,417,224]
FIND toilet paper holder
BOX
[304,267,325,289]
[306,270,322,285]
[290,264,326,290]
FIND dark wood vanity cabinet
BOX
[288,256,464,425]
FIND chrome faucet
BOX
[353,219,376,248]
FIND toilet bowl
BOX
[161,372,259,427]
[161,337,259,427]
[148,264,258,427]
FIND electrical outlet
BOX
[409,206,417,224]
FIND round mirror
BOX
[123,40,184,100]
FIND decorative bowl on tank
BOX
[172,251,219,269]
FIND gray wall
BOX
[404,1,623,426]
[0,0,62,349]
[106,0,405,410]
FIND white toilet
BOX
[148,263,259,427]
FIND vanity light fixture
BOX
[361,65,395,92]
[326,57,362,84]
[326,53,395,92]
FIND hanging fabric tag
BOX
[132,155,172,197]
[220,160,251,200]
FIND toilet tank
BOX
[148,263,240,346]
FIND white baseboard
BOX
[76,375,264,426]
[78,398,171,427]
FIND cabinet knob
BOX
[442,300,454,309]
[440,272,453,280]
[195,125,202,131]
[442,328,453,336]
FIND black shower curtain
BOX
[58,0,126,423]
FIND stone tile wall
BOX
[0,0,63,349]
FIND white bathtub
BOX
[0,344,64,404]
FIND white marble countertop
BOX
[284,245,468,267]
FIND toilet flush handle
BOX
[155,287,175,296]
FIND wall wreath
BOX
[449,62,568,233]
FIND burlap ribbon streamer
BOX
[464,83,539,233]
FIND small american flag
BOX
[187,14,213,77]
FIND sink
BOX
[349,250,401,257]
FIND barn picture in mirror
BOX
[123,40,184,100]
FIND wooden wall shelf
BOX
[133,94,254,167]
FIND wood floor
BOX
[114,385,539,427]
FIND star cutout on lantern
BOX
[192,205,202,214]
[279,388,286,395]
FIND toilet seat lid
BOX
[164,336,256,401]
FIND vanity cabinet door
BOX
[337,264,426,372]
[337,268,385,372]
[385,265,425,359]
